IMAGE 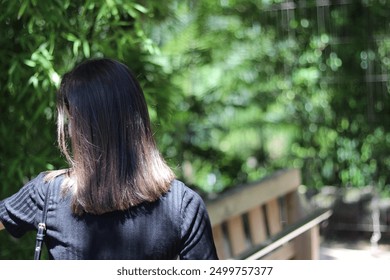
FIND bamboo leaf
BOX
[17,1,28,20]
[82,40,90,58]
[133,3,148,14]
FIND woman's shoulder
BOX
[28,169,69,200]
[42,169,70,181]
[167,180,207,210]
[169,180,202,199]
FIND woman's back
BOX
[1,172,217,259]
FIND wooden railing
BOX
[205,169,332,260]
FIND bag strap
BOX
[34,181,52,260]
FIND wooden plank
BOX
[266,198,282,235]
[239,208,332,260]
[286,189,322,260]
[205,168,330,261]
[206,169,301,226]
[212,224,229,260]
[293,225,321,260]
[248,206,267,244]
[310,225,321,259]
[286,189,305,224]
[260,243,295,260]
[226,215,247,256]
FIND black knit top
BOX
[0,172,218,260]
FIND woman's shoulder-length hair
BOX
[51,58,175,215]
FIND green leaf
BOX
[24,59,36,67]
[133,3,148,14]
[83,40,90,58]
[17,1,28,20]
[64,33,79,42]
[73,40,81,56]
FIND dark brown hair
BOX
[54,58,175,215]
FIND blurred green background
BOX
[0,0,389,259]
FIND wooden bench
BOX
[205,169,332,260]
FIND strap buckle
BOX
[38,222,46,230]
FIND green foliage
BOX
[0,0,177,259]
[0,0,176,195]
[1,0,390,259]
[152,0,390,194]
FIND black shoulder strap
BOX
[34,181,52,260]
